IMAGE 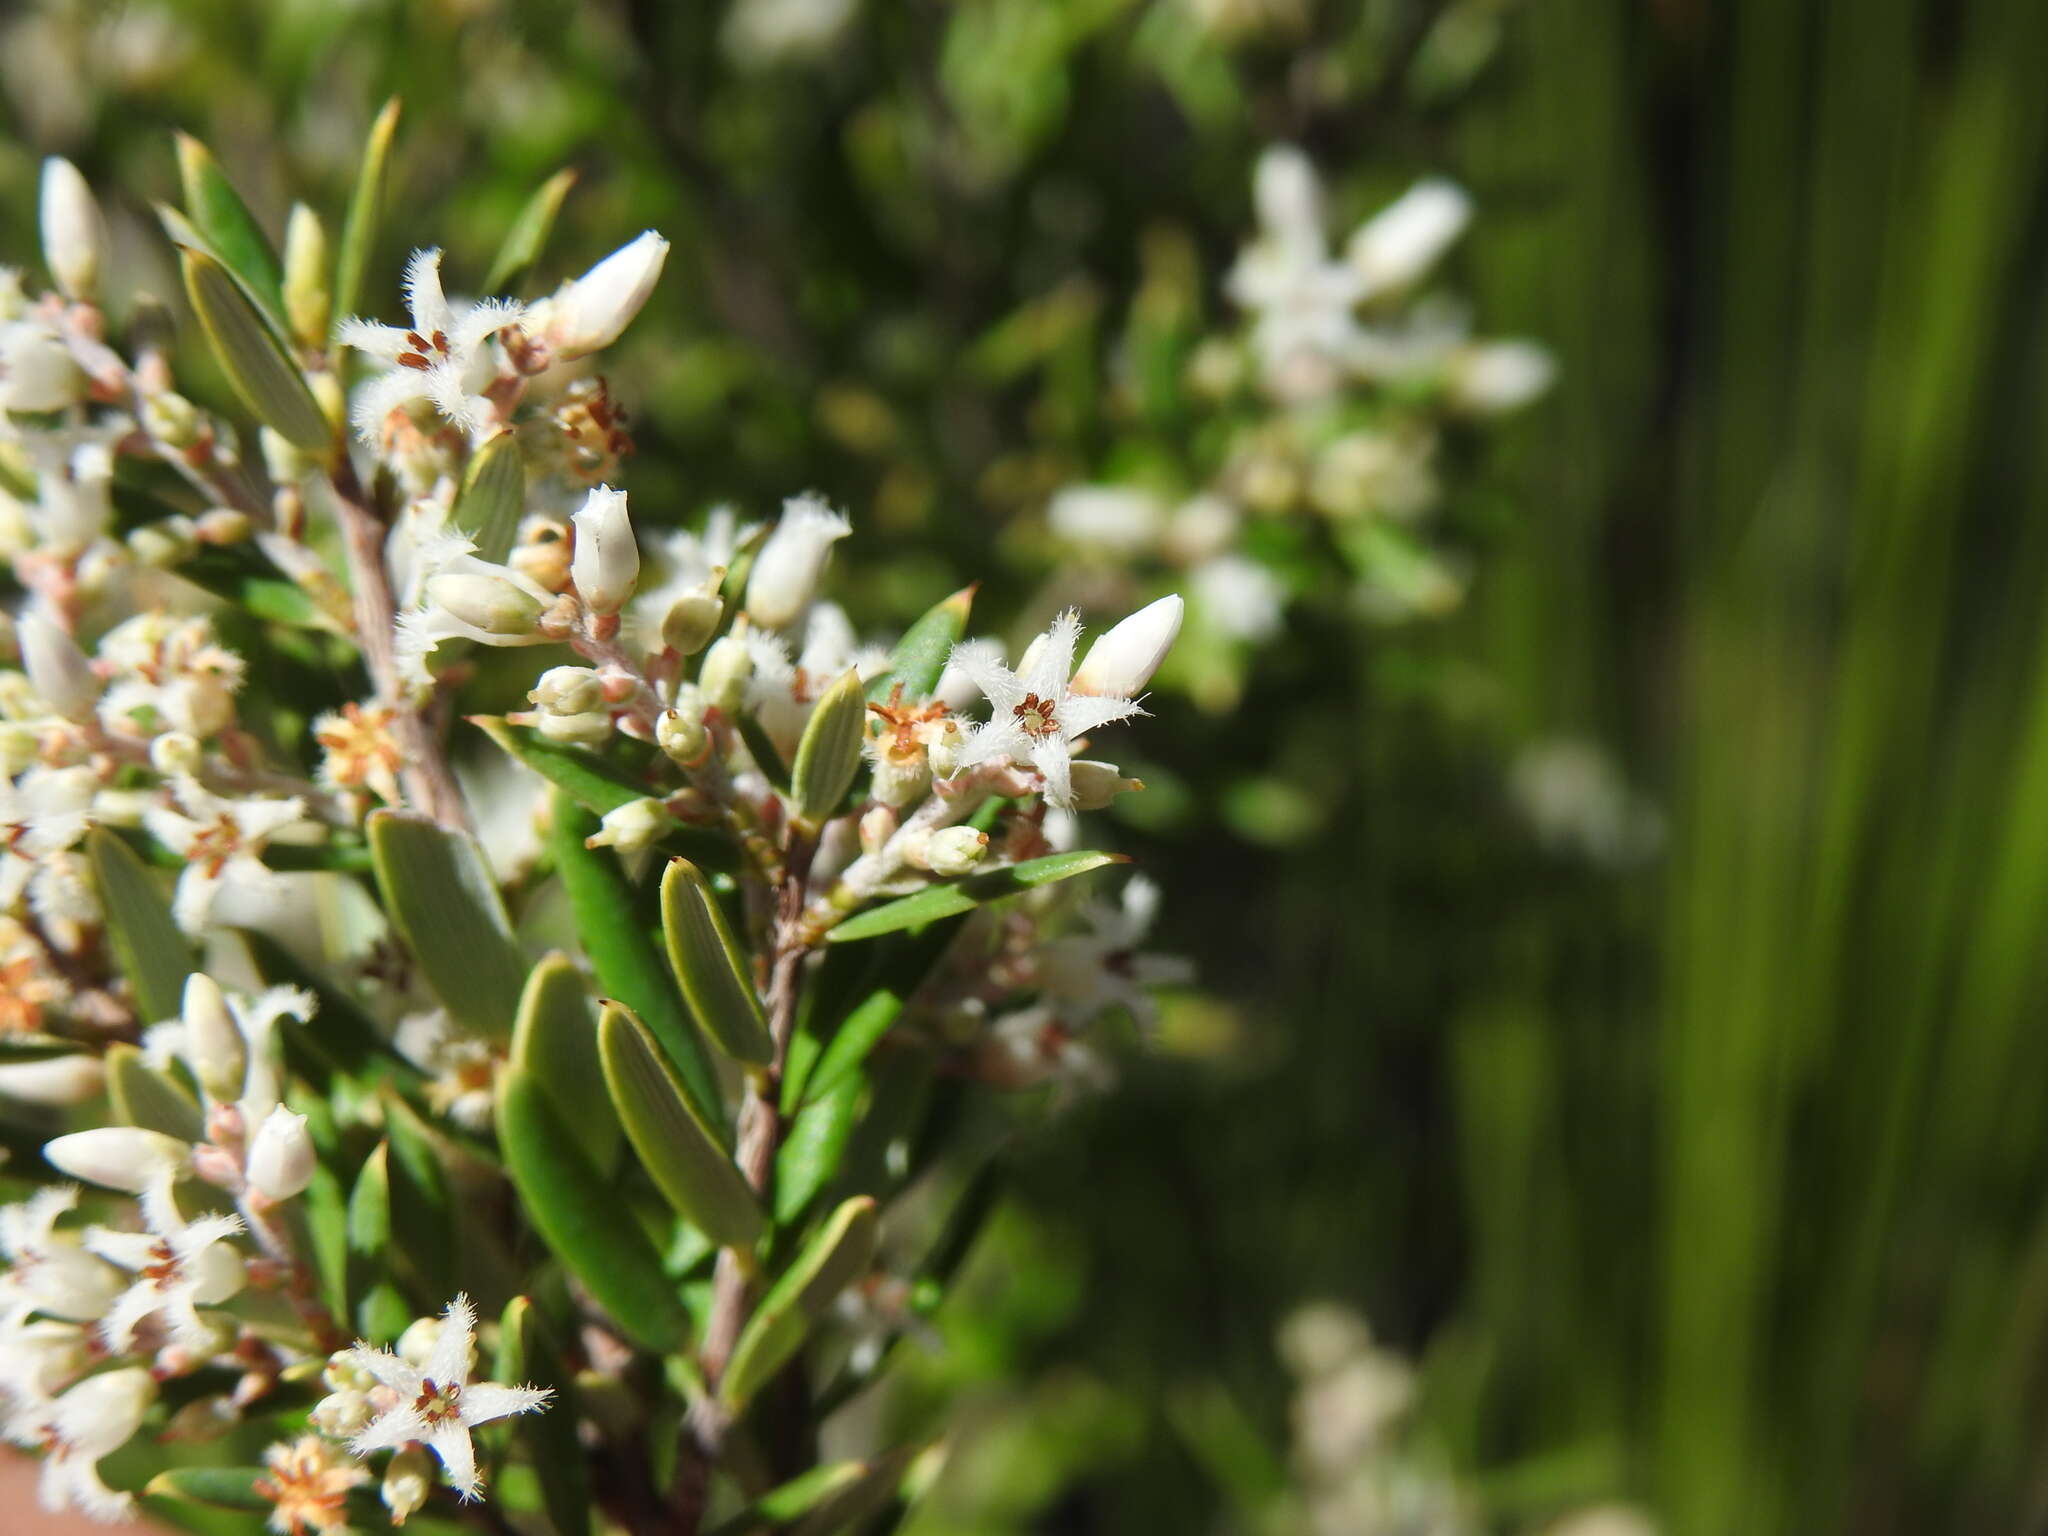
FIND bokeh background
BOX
[9,0,2048,1531]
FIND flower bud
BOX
[39,157,105,301]
[585,797,673,855]
[1068,759,1144,811]
[20,604,100,719]
[141,390,201,448]
[661,580,726,656]
[282,202,331,352]
[1345,177,1471,297]
[261,427,311,487]
[859,803,896,855]
[246,1105,316,1200]
[548,231,669,359]
[744,494,849,630]
[535,709,612,748]
[699,634,754,714]
[871,745,930,808]
[44,1126,189,1193]
[194,507,252,545]
[0,320,87,414]
[310,1387,375,1438]
[0,1055,107,1105]
[149,731,204,777]
[55,1367,156,1453]
[656,703,707,766]
[128,519,195,567]
[924,717,966,780]
[570,485,639,616]
[1446,340,1556,416]
[181,973,246,1102]
[397,1315,444,1369]
[925,826,989,877]
[382,1446,433,1525]
[1071,594,1183,698]
[529,665,605,716]
[425,571,546,637]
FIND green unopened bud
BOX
[283,203,331,352]
[127,518,196,568]
[529,665,605,716]
[425,571,546,637]
[194,508,251,545]
[924,826,989,877]
[261,426,311,486]
[660,577,726,656]
[141,390,201,449]
[699,634,753,715]
[382,1446,433,1525]
[1068,759,1144,811]
[656,703,707,766]
[586,797,674,856]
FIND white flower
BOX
[39,158,105,302]
[0,1187,124,1330]
[17,1366,155,1522]
[0,1056,106,1106]
[142,777,310,934]
[42,1130,191,1226]
[344,1294,550,1501]
[86,1197,246,1353]
[1226,146,1368,402]
[396,1011,498,1133]
[17,603,99,720]
[246,1106,317,1201]
[569,485,639,615]
[984,1005,1114,1093]
[1446,338,1555,415]
[744,493,849,630]
[1191,554,1286,643]
[1047,485,1168,556]
[1344,177,1471,299]
[0,1318,88,1432]
[1071,594,1183,699]
[626,505,750,652]
[951,610,1146,809]
[0,767,97,916]
[923,826,989,877]
[338,249,523,442]
[394,531,558,693]
[1033,875,1192,1032]
[0,319,87,414]
[541,231,669,360]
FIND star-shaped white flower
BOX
[10,1365,155,1522]
[86,1197,245,1354]
[0,1187,122,1333]
[951,610,1144,809]
[141,777,309,934]
[338,250,523,443]
[344,1294,550,1501]
[1033,875,1193,1032]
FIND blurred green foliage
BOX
[14,0,2048,1531]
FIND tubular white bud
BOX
[44,1126,190,1193]
[570,485,639,616]
[382,1446,434,1526]
[246,1105,316,1200]
[425,571,547,636]
[1446,340,1556,415]
[859,803,896,855]
[549,231,670,359]
[148,731,203,777]
[1345,178,1472,297]
[1071,594,1183,698]
[661,578,726,656]
[585,797,673,855]
[535,709,613,748]
[924,716,966,779]
[744,494,850,629]
[656,703,708,765]
[20,604,101,719]
[0,1054,107,1105]
[1068,759,1145,811]
[39,157,106,301]
[699,633,754,714]
[871,746,930,808]
[182,973,246,1102]
[0,322,87,412]
[529,665,605,716]
[925,826,990,877]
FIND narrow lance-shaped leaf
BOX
[599,1003,764,1250]
[180,248,332,453]
[175,133,285,323]
[367,810,525,1043]
[791,668,866,830]
[495,1296,590,1536]
[775,1067,864,1225]
[720,1196,878,1414]
[144,1467,269,1512]
[548,794,723,1126]
[382,1096,456,1303]
[703,1448,919,1536]
[105,1044,202,1141]
[86,827,192,1024]
[497,1065,689,1352]
[869,583,975,702]
[511,953,619,1173]
[346,1142,411,1342]
[334,98,400,328]
[482,167,578,295]
[453,428,525,565]
[827,850,1128,943]
[662,858,773,1068]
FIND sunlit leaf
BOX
[826,851,1127,942]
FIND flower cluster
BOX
[1041,146,1553,710]
[0,127,1192,1530]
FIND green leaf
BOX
[720,1196,878,1414]
[175,543,324,628]
[788,1448,918,1536]
[802,988,907,1108]
[736,711,791,794]
[453,429,525,565]
[873,584,975,702]
[704,1449,917,1536]
[368,810,526,1043]
[86,826,192,1024]
[791,669,866,829]
[495,1295,590,1536]
[237,928,409,1086]
[774,1067,863,1225]
[334,98,401,329]
[548,794,722,1127]
[346,1141,410,1342]
[600,1003,763,1250]
[144,1466,268,1512]
[826,851,1128,942]
[511,952,618,1172]
[175,133,285,324]
[471,716,737,871]
[105,1043,203,1141]
[180,247,333,453]
[0,1035,89,1062]
[483,168,579,294]
[498,1066,689,1353]
[662,858,772,1068]
[383,1096,456,1302]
